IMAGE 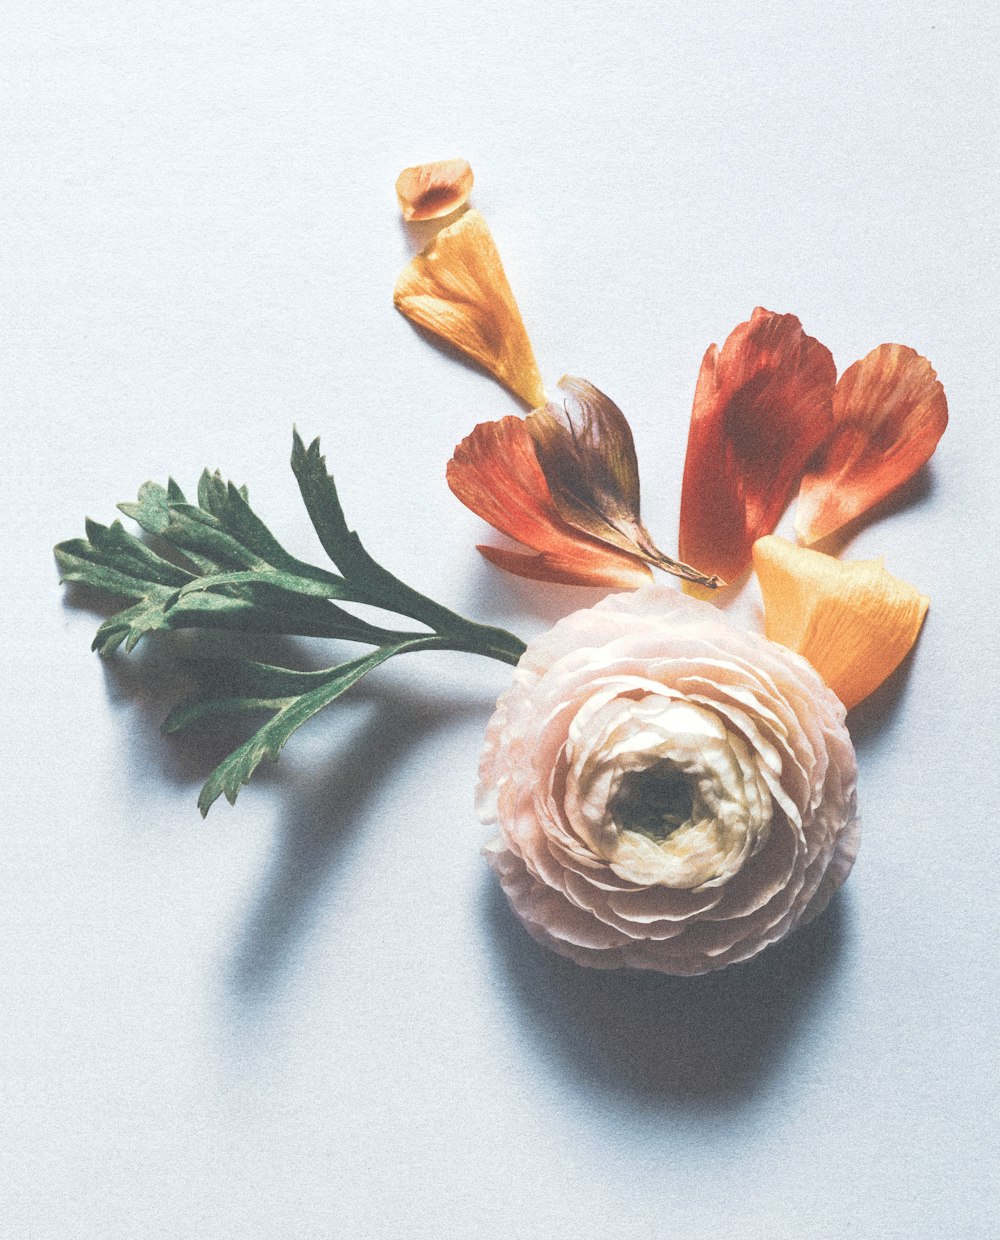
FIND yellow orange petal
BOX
[795,344,948,543]
[394,209,546,407]
[395,159,474,222]
[752,535,928,710]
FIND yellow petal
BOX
[395,158,474,222]
[393,209,546,407]
[752,535,928,710]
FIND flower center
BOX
[608,760,693,841]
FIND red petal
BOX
[447,417,652,589]
[678,308,836,583]
[795,344,947,543]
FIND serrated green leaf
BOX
[56,543,177,602]
[58,431,528,818]
[119,482,216,573]
[290,429,355,571]
[179,657,353,698]
[196,642,422,815]
[176,568,353,603]
[162,694,290,734]
[83,519,195,588]
[197,469,230,517]
[289,430,466,632]
[92,590,179,653]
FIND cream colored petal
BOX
[479,584,859,974]
[394,209,545,407]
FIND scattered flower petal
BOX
[395,158,475,222]
[752,535,929,710]
[679,308,837,583]
[795,344,948,544]
[394,209,546,407]
[528,377,722,588]
[447,415,653,588]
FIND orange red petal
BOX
[394,209,546,407]
[678,308,836,583]
[752,535,929,710]
[395,159,474,222]
[795,344,947,544]
[447,416,652,589]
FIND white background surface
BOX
[3,3,998,1237]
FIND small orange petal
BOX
[752,535,929,710]
[447,416,652,589]
[395,159,474,222]
[394,209,546,407]
[678,308,836,583]
[796,344,948,544]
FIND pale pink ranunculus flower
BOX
[479,586,859,974]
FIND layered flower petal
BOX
[795,344,948,544]
[527,378,721,588]
[479,586,859,974]
[395,158,474,222]
[679,308,837,583]
[394,209,546,407]
[447,415,652,588]
[752,535,929,710]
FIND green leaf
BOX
[289,429,471,633]
[56,542,174,603]
[195,643,420,815]
[289,429,356,571]
[178,656,355,698]
[176,567,354,603]
[57,430,528,816]
[162,695,290,734]
[83,519,195,588]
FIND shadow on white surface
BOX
[224,688,486,1004]
[846,637,921,757]
[483,878,850,1108]
[467,549,614,630]
[806,461,938,560]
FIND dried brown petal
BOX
[528,378,721,588]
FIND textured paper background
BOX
[2,3,998,1236]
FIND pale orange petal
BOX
[447,416,652,589]
[395,159,474,222]
[796,344,948,543]
[394,209,546,407]
[752,535,928,710]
